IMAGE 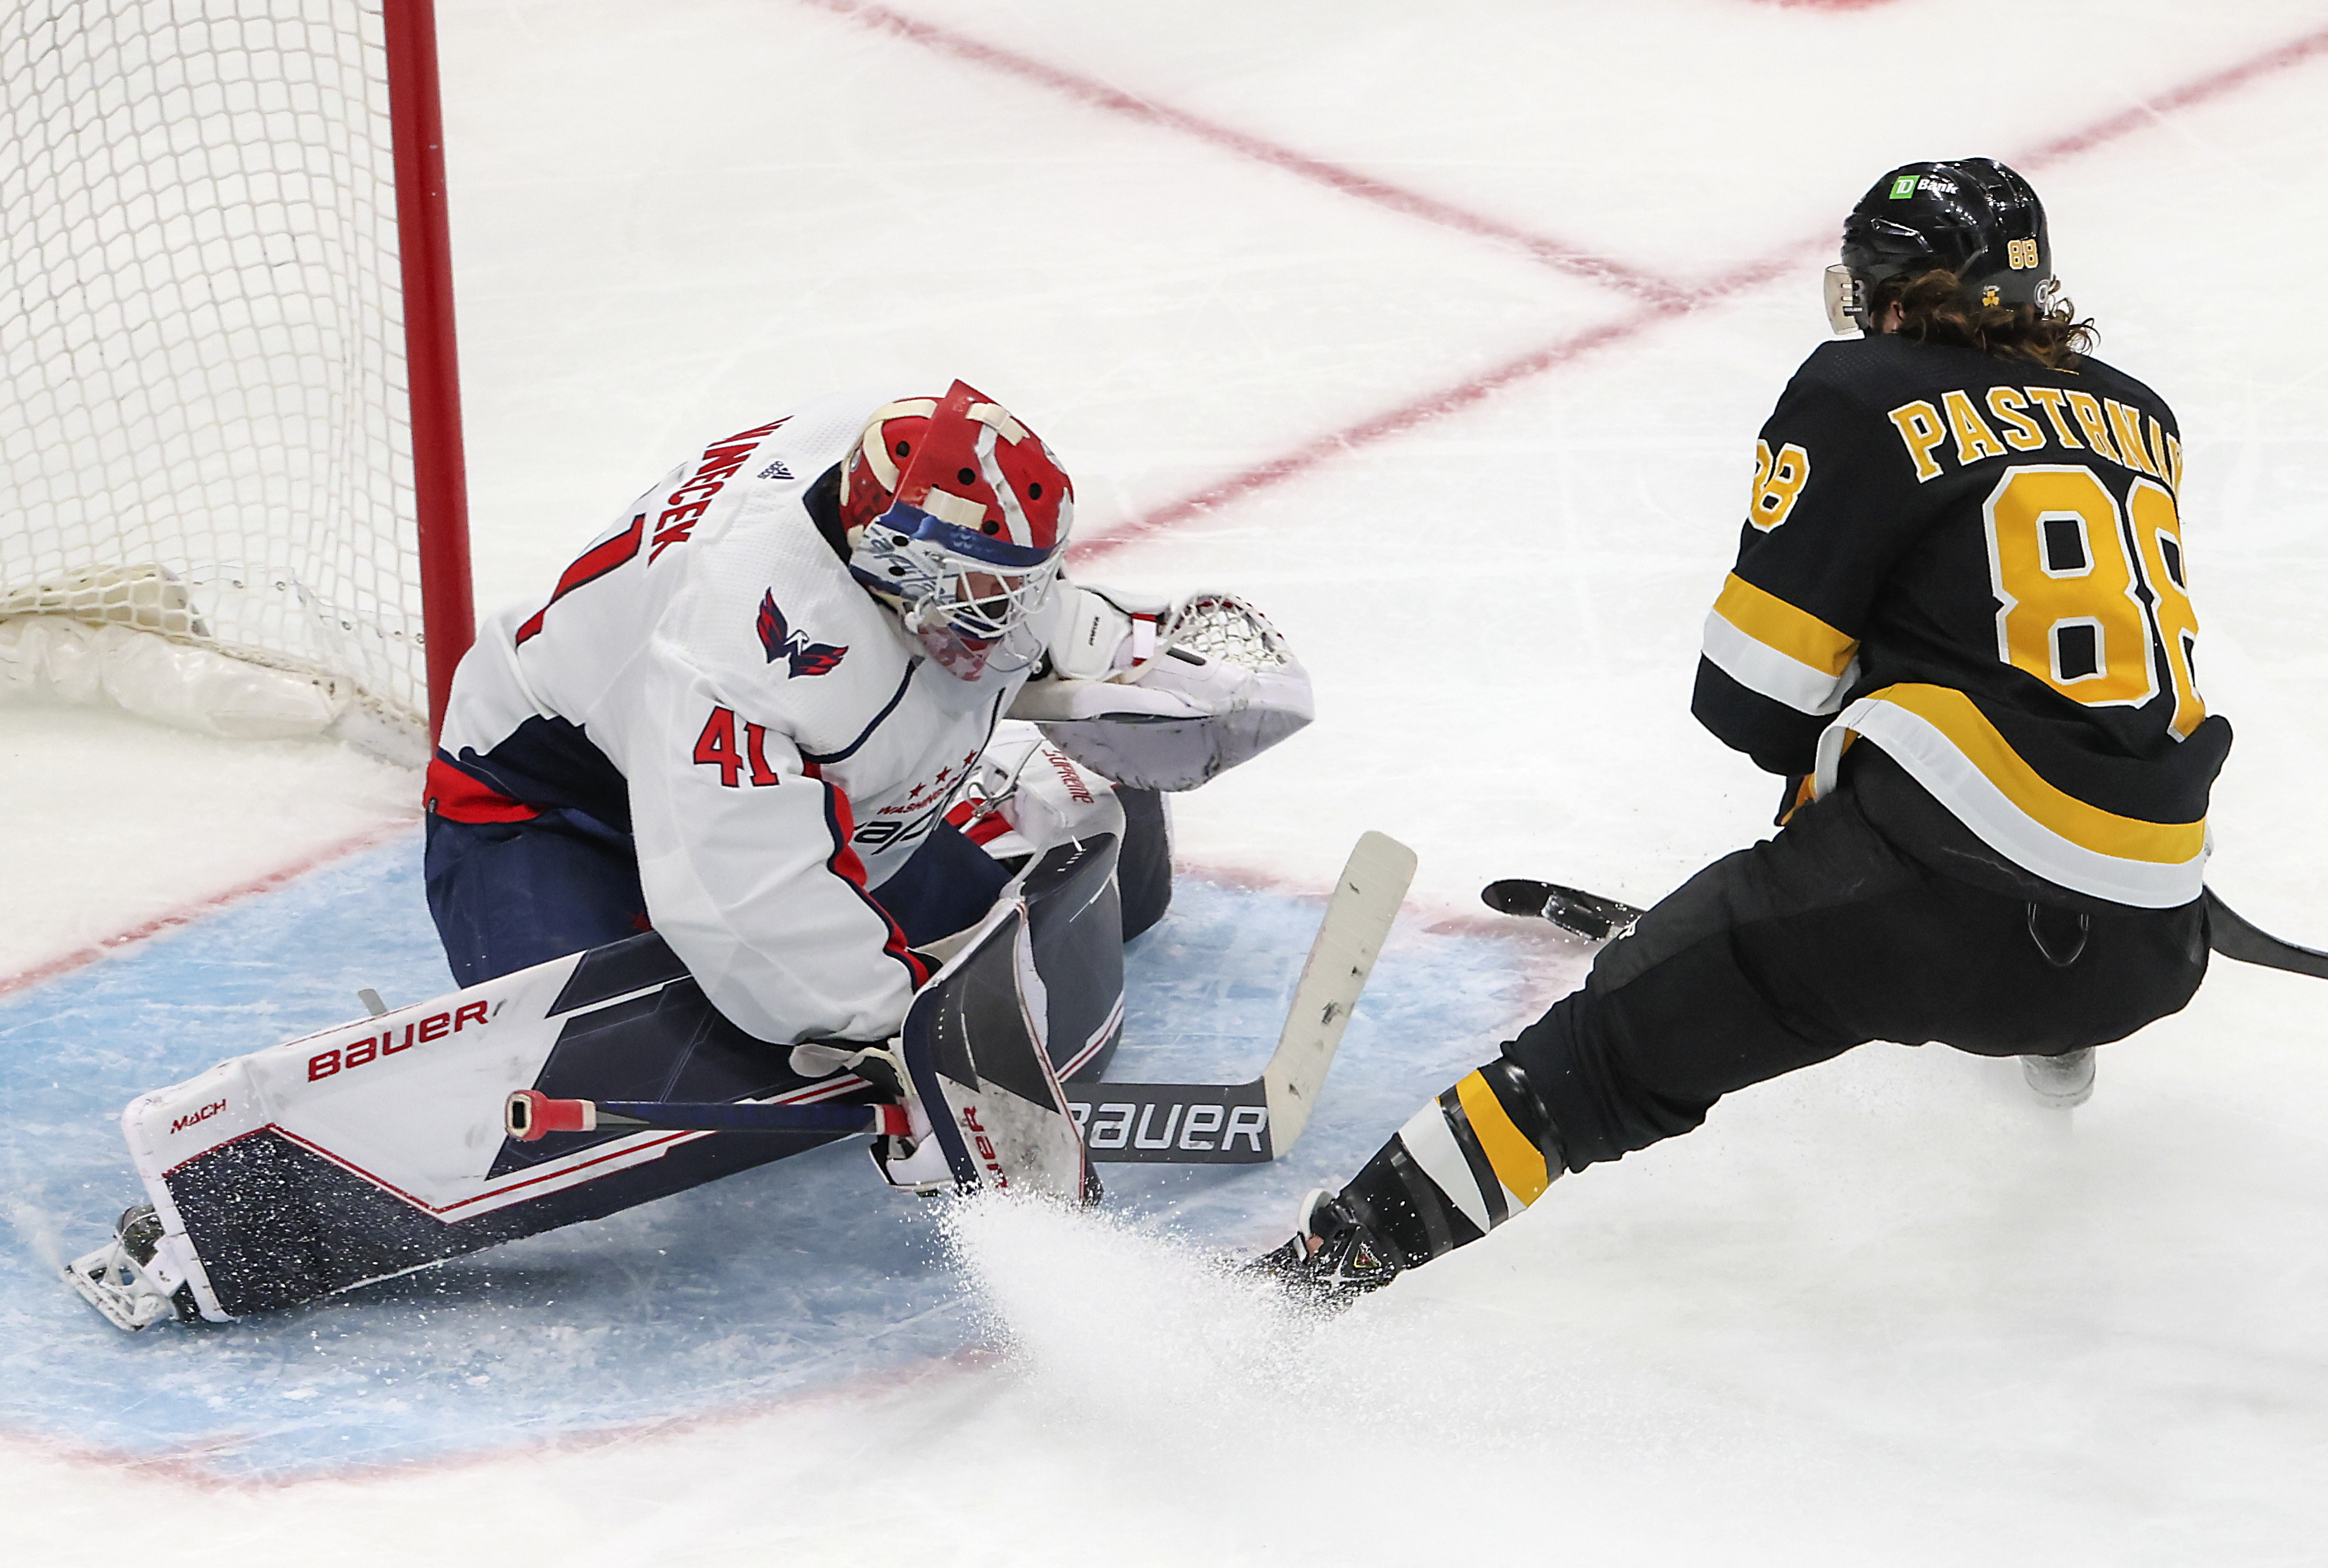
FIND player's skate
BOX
[1245,1188,1404,1309]
[2021,1047,2096,1109]
[63,1204,198,1332]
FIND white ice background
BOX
[4,0,2326,1560]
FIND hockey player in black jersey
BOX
[1257,158,2229,1304]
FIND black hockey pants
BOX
[1508,750,2210,1172]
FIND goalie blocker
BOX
[67,831,1415,1329]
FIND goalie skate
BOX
[63,1205,199,1332]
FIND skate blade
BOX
[2021,1050,2096,1111]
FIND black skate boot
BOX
[1246,1189,1404,1309]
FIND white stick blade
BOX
[1261,830,1417,1152]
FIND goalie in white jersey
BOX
[425,379,1313,1049]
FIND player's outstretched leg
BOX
[1250,1058,1563,1306]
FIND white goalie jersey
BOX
[433,391,1311,1049]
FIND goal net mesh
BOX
[1,0,424,734]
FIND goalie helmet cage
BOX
[0,0,474,751]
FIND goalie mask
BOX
[1825,158,2051,335]
[839,381,1074,680]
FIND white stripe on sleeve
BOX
[1700,607,1856,716]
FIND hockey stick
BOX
[2200,888,2328,981]
[1480,878,1643,941]
[1482,877,2328,983]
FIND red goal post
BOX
[1,0,474,755]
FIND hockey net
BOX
[0,0,460,755]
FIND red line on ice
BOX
[16,18,2322,986]
[796,0,1690,307]
[0,820,417,1000]
[1074,307,1665,561]
[0,1348,1006,1491]
[1071,21,2328,558]
[2016,21,2328,166]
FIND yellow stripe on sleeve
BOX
[1712,574,1859,678]
[1454,1071,1551,1207]
[1868,684,2207,865]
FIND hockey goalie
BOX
[68,381,1325,1329]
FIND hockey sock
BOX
[1335,1059,1564,1269]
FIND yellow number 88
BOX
[1982,465,2203,737]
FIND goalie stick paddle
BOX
[1066,829,1416,1164]
[1482,877,2328,983]
[497,833,1418,1168]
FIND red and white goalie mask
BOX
[840,380,1074,680]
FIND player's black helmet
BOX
[1825,158,2051,334]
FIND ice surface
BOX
[0,844,1568,1479]
[5,0,2327,1559]
[0,706,419,983]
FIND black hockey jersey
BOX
[1692,335,2230,909]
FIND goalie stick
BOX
[504,830,1420,1168]
[506,1092,911,1139]
[1482,877,2328,982]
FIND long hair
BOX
[1876,269,2096,370]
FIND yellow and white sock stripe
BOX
[1389,1069,1560,1249]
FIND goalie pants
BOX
[1337,746,2209,1268]
[424,785,1174,989]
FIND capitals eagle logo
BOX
[757,592,848,677]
